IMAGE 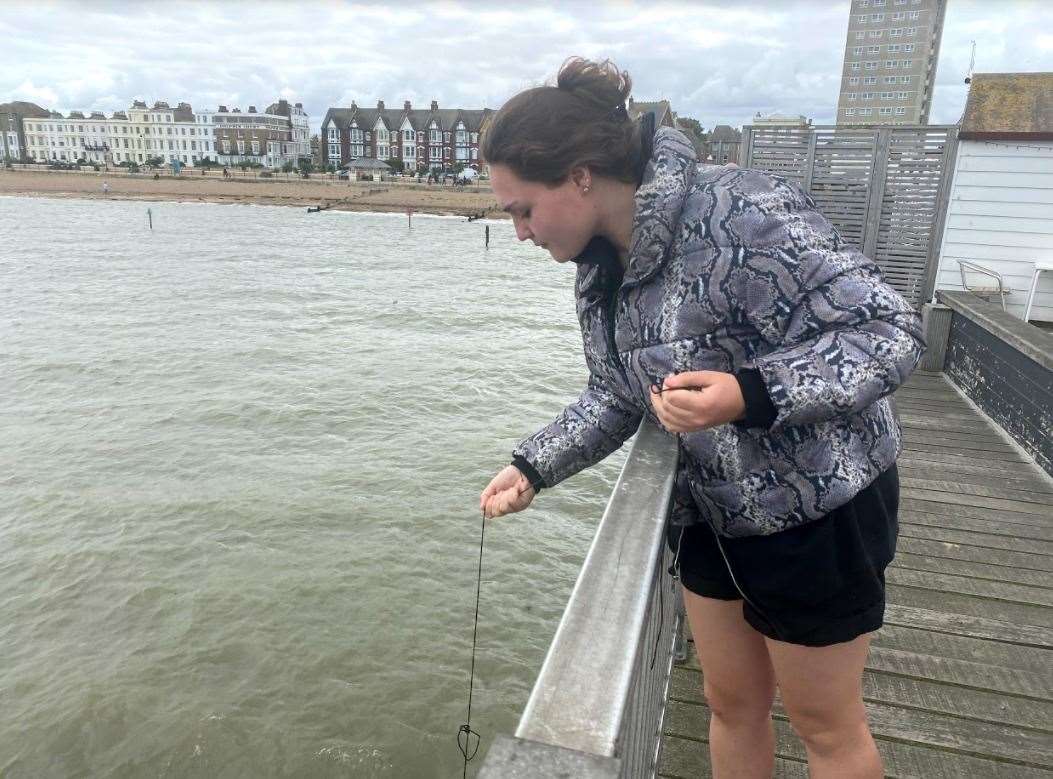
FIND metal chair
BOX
[1023,260,1053,324]
[957,260,1009,311]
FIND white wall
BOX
[935,139,1053,322]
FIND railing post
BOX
[739,126,753,168]
[921,126,960,305]
[862,127,892,261]
[802,129,818,194]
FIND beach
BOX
[0,168,505,217]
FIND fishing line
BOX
[456,510,485,778]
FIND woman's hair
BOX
[481,56,644,186]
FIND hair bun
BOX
[556,57,632,114]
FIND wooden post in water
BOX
[147,208,153,230]
[485,224,490,249]
[407,207,413,229]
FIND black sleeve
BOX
[733,369,778,431]
[511,455,547,493]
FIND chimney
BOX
[248,106,256,113]
[404,100,412,112]
[219,105,228,113]
[430,100,438,111]
[294,102,302,109]
[377,100,385,110]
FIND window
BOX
[403,129,413,142]
[868,45,880,53]
[429,129,440,142]
[909,10,920,18]
[849,77,860,85]
[853,47,863,55]
[252,141,259,155]
[903,43,915,52]
[862,92,874,100]
[471,132,478,143]
[885,75,897,84]
[328,143,339,158]
[859,0,868,6]
[860,108,873,116]
[901,75,912,83]
[847,93,858,100]
[845,108,856,116]
[906,26,916,35]
[880,91,892,100]
[865,61,877,69]
[879,107,894,116]
[870,29,883,37]
[888,44,901,52]
[898,91,911,99]
[873,0,885,5]
[893,11,904,19]
[895,107,906,115]
[378,145,388,159]
[871,13,884,21]
[858,14,868,22]
[901,59,913,67]
[855,31,866,39]
[327,128,338,142]
[890,27,902,36]
[851,62,861,71]
[886,60,896,68]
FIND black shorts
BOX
[667,465,899,647]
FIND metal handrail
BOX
[479,419,681,778]
[958,259,1008,311]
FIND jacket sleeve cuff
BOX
[511,455,547,493]
[734,369,777,430]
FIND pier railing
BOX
[479,419,681,778]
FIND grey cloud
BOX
[1,0,1050,134]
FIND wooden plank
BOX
[883,603,1053,647]
[891,551,1052,589]
[897,510,1053,542]
[885,584,1053,628]
[900,443,1028,463]
[665,699,1049,778]
[887,567,1053,609]
[898,523,1053,555]
[900,487,1052,516]
[867,645,1053,701]
[901,498,1053,526]
[898,460,1053,492]
[873,624,1052,674]
[657,730,809,779]
[669,666,1053,739]
[897,535,1053,572]
[899,476,1053,506]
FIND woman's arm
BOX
[512,372,643,488]
[721,181,925,430]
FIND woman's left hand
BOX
[650,371,746,433]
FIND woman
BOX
[478,57,923,778]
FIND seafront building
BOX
[836,0,947,125]
[320,99,491,173]
[16,97,309,169]
[203,100,311,169]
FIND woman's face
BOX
[489,164,596,263]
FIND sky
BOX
[1,0,1051,135]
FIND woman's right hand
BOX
[479,465,536,519]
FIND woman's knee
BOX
[785,701,870,755]
[703,674,775,726]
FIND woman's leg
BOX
[682,588,776,778]
[765,633,882,778]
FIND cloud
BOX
[0,0,1050,134]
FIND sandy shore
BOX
[0,168,506,218]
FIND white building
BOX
[933,73,1053,323]
[20,99,218,167]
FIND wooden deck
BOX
[658,371,1053,778]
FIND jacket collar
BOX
[622,126,698,287]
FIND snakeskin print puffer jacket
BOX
[512,127,925,537]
